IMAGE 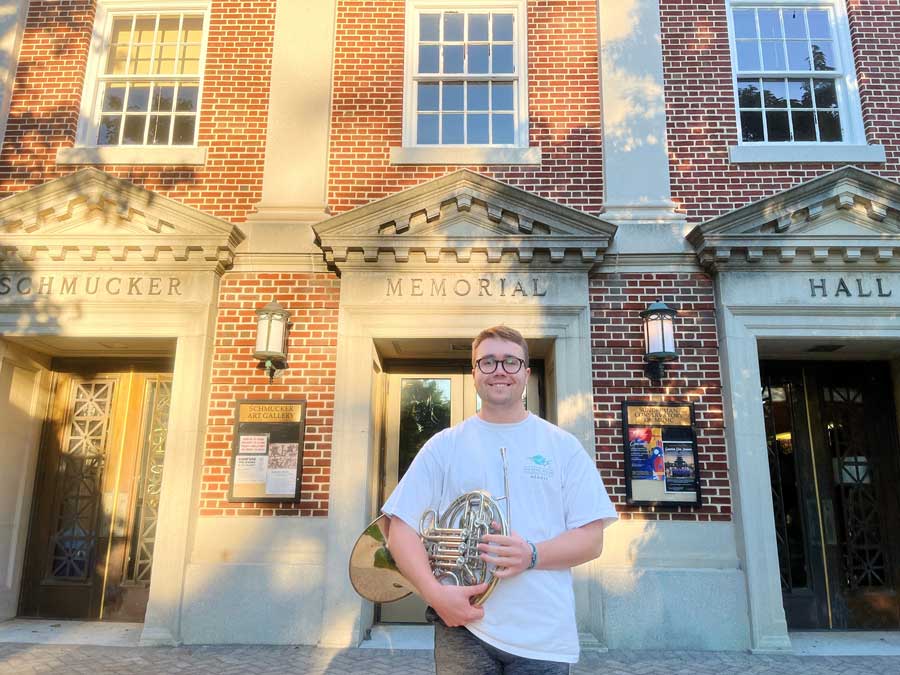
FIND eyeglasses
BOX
[475,356,526,375]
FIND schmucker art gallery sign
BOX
[0,273,185,298]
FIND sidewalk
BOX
[2,621,900,674]
[2,642,900,675]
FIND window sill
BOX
[56,146,207,166]
[728,144,886,164]
[389,146,542,166]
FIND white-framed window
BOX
[59,1,209,165]
[725,1,883,163]
[393,0,539,165]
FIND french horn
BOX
[349,448,510,607]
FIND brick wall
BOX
[200,274,339,517]
[328,0,604,214]
[590,273,730,522]
[0,0,274,222]
[660,0,900,225]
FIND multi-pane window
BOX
[730,5,846,143]
[413,10,520,146]
[95,13,204,146]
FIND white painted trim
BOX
[74,0,210,149]
[56,145,207,165]
[728,143,886,164]
[401,0,529,149]
[389,145,541,165]
[725,0,867,147]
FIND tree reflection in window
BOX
[398,379,452,479]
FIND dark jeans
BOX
[428,608,571,675]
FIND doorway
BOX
[378,360,543,624]
[18,360,173,622]
[761,361,900,629]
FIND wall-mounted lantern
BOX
[640,300,677,383]
[254,300,290,382]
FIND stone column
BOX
[597,0,683,232]
[0,341,51,620]
[141,310,218,646]
[245,0,338,257]
[0,0,29,143]
[319,312,378,647]
[716,301,791,652]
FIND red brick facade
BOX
[328,0,604,214]
[0,0,275,222]
[200,274,339,517]
[10,0,899,528]
[590,273,729,521]
[660,0,900,224]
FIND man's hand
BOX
[423,582,489,627]
[477,530,532,579]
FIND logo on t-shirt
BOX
[524,454,554,480]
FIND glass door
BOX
[762,361,900,630]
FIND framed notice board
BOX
[229,400,306,502]
[622,401,700,507]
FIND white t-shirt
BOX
[382,413,618,663]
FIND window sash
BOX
[91,9,206,147]
[728,1,857,145]
[406,4,526,148]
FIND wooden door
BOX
[19,366,173,621]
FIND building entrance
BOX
[761,361,900,630]
[377,361,542,624]
[19,361,173,622]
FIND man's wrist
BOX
[527,541,538,570]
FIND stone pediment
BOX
[0,168,244,270]
[688,167,900,270]
[313,170,617,269]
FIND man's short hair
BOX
[472,325,529,367]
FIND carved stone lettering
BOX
[0,274,187,298]
[383,276,551,300]
[809,278,827,298]
[454,279,471,296]
[808,277,893,299]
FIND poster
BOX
[265,443,299,494]
[622,402,700,507]
[239,434,269,454]
[664,441,696,493]
[628,427,665,481]
[229,400,306,502]
[234,455,268,484]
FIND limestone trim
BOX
[0,170,233,645]
[688,167,900,270]
[313,170,617,270]
[0,168,244,271]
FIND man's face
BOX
[472,337,530,412]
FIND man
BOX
[382,325,617,674]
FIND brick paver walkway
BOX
[1,644,900,675]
